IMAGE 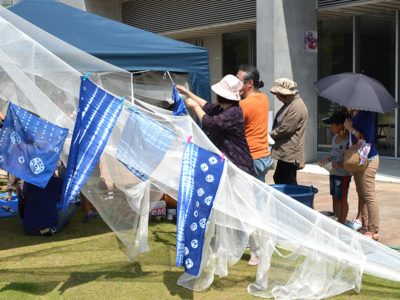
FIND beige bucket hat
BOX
[211,74,243,101]
[270,78,297,95]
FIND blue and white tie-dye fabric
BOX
[176,142,225,276]
[116,107,175,181]
[61,77,123,211]
[0,103,68,188]
[172,85,188,116]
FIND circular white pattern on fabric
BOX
[191,239,199,249]
[197,188,204,197]
[194,210,198,218]
[10,132,21,144]
[209,156,217,165]
[30,158,45,174]
[0,156,3,163]
[204,196,213,206]
[196,201,199,207]
[190,222,198,231]
[206,174,214,183]
[200,163,208,172]
[185,258,194,269]
[184,247,189,256]
[199,218,207,228]
[53,147,59,152]
[18,156,25,163]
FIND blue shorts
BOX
[329,175,351,200]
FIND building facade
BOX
[3,0,399,162]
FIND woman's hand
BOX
[176,85,189,95]
[343,118,353,131]
[185,98,199,109]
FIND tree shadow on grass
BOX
[0,262,157,296]
[0,281,59,295]
[163,271,193,300]
[58,262,153,294]
[0,234,118,263]
[0,208,112,251]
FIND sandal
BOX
[82,211,100,223]
[247,254,259,267]
[363,231,380,241]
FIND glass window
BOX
[223,31,252,76]
[317,17,353,152]
[357,11,396,157]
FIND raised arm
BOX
[176,85,207,108]
[185,98,206,122]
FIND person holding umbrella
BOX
[343,109,379,240]
[315,72,399,241]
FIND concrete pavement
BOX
[266,159,400,248]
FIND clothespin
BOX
[187,136,193,144]
[121,96,126,102]
[83,72,90,81]
[221,153,225,162]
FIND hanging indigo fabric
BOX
[172,85,188,116]
[0,102,68,188]
[116,106,175,181]
[61,77,123,210]
[176,142,225,276]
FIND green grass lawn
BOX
[0,209,399,299]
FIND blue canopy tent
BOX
[9,0,211,102]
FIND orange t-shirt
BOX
[239,93,270,160]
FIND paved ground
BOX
[265,169,400,248]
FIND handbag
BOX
[343,133,368,173]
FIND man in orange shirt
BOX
[237,65,271,182]
[237,65,271,267]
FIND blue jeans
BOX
[253,155,272,182]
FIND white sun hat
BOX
[211,74,243,101]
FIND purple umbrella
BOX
[314,72,398,113]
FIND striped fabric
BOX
[116,107,175,181]
[176,142,225,276]
[61,77,123,211]
[176,142,198,266]
[0,102,68,188]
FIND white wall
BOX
[257,0,318,162]
[60,0,121,21]
[182,35,223,103]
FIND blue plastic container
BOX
[270,184,318,208]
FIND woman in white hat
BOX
[176,75,254,175]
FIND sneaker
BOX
[346,219,362,231]
[248,255,259,267]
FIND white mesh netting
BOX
[1,6,400,299]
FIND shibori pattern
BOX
[172,85,188,116]
[0,102,68,188]
[61,77,123,211]
[176,142,225,276]
[116,107,175,181]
